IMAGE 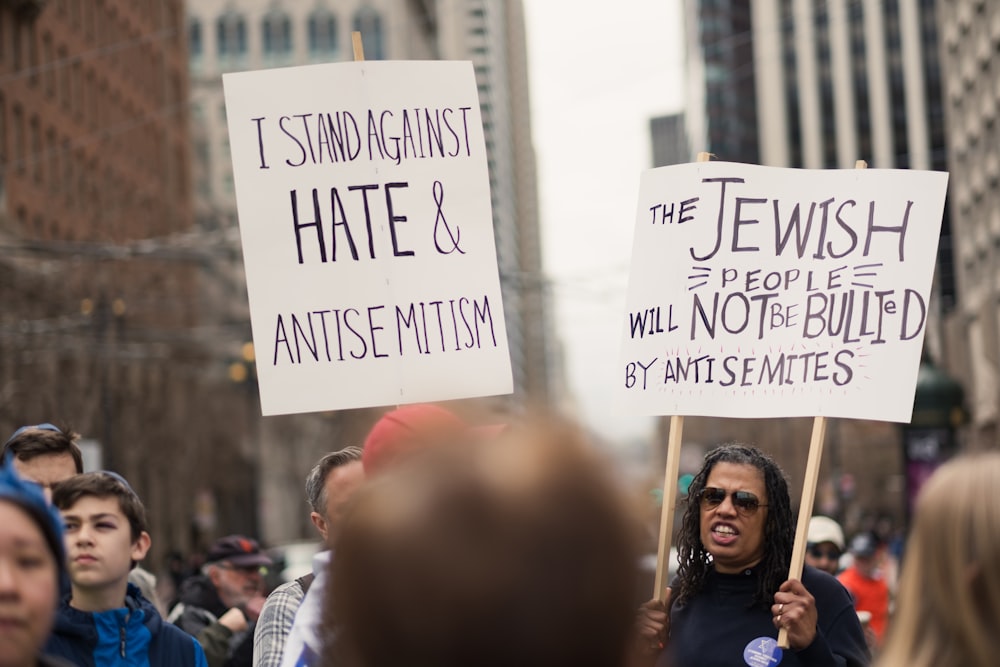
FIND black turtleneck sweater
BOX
[656,564,870,667]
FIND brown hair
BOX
[324,417,640,667]
[2,423,84,474]
[52,471,148,543]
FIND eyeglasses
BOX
[697,487,767,515]
[807,545,842,561]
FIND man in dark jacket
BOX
[169,535,271,667]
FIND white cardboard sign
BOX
[619,162,948,422]
[223,61,512,416]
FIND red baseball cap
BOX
[362,404,504,474]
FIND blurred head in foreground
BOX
[0,459,66,667]
[325,417,640,667]
[878,451,1000,667]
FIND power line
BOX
[0,26,180,87]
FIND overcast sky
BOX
[523,2,687,442]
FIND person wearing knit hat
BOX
[0,456,74,667]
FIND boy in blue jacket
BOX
[44,471,207,667]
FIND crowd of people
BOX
[1,413,998,667]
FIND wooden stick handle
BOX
[352,31,365,61]
[653,415,684,598]
[777,416,827,648]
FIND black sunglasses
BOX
[807,545,842,561]
[698,487,767,515]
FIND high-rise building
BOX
[750,0,945,173]
[650,113,690,167]
[185,0,442,545]
[185,0,553,543]
[683,0,757,164]
[681,0,953,343]
[437,0,553,404]
[936,1,1000,447]
[670,0,954,528]
[187,0,551,405]
[750,1,954,323]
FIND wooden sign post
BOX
[777,415,826,646]
[352,30,365,61]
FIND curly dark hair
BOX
[674,443,793,610]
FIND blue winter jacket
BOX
[44,583,209,667]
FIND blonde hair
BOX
[878,452,1000,667]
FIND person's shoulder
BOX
[803,565,853,602]
[153,617,200,642]
[835,565,861,586]
[150,620,207,663]
[50,598,93,635]
[803,564,840,585]
[259,579,306,624]
[268,578,306,601]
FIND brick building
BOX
[0,1,256,566]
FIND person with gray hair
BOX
[253,447,364,667]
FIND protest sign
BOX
[222,61,512,415]
[620,161,948,423]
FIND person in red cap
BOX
[360,403,504,474]
[169,535,272,667]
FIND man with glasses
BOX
[1,423,83,500]
[633,444,869,666]
[169,535,272,667]
[805,515,845,576]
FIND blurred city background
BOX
[0,0,991,569]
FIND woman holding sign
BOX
[633,444,869,667]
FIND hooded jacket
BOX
[44,583,208,667]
